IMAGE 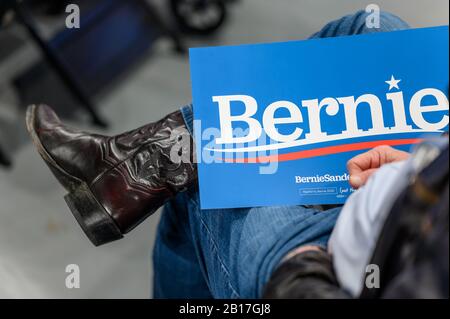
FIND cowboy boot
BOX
[26,104,196,246]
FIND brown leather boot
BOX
[26,104,197,246]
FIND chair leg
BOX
[12,1,108,128]
[0,145,11,167]
[141,0,186,54]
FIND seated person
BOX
[264,137,449,298]
[26,11,435,299]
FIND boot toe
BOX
[26,104,62,135]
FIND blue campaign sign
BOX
[189,26,449,209]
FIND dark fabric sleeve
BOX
[263,249,351,299]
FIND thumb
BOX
[349,168,378,189]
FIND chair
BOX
[2,0,108,127]
[1,0,106,168]
[1,0,185,167]
[0,146,11,167]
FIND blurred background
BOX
[0,0,448,298]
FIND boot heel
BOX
[64,185,123,246]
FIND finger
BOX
[347,146,398,176]
[346,149,379,175]
[372,145,409,163]
[349,168,378,189]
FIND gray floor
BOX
[0,0,448,298]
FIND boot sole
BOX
[26,105,123,246]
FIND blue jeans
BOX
[153,10,410,299]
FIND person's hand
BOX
[347,145,410,189]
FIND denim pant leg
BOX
[309,10,409,39]
[153,191,213,299]
[153,10,410,299]
[184,187,340,298]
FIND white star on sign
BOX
[385,75,401,90]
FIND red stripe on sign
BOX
[221,138,423,163]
